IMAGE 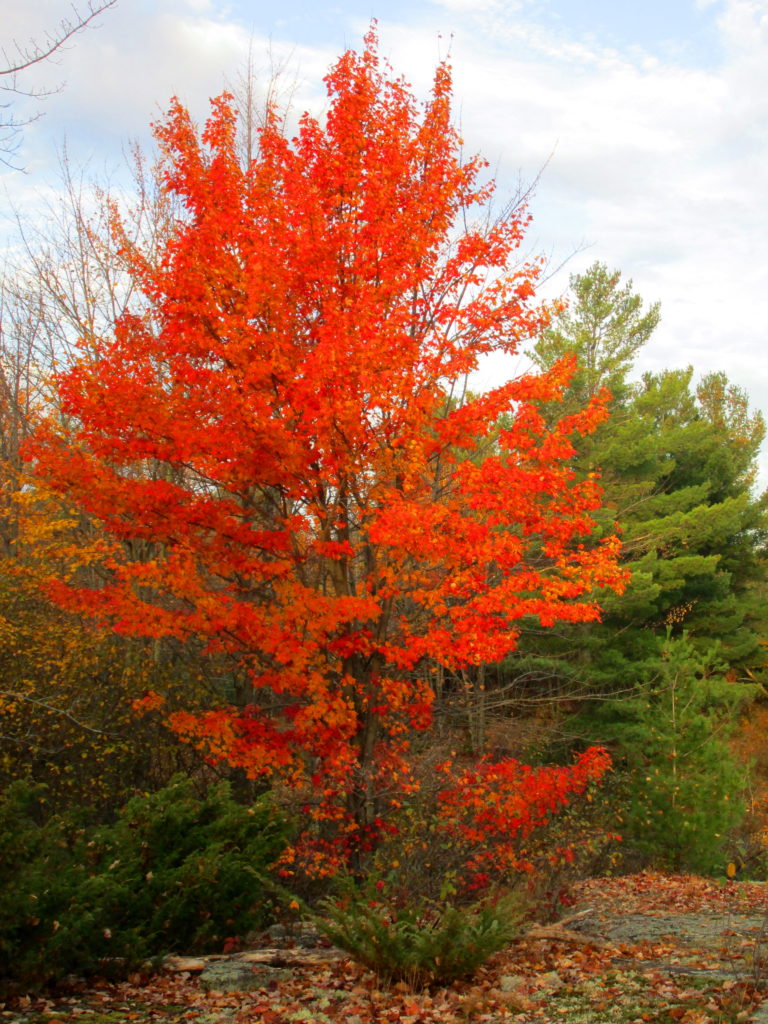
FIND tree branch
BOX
[1,1,118,79]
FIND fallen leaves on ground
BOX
[2,873,767,1024]
[573,871,768,916]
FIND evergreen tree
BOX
[487,261,768,872]
[587,632,752,873]
[514,262,768,696]
[530,260,660,412]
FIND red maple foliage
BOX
[28,30,625,862]
[436,747,614,883]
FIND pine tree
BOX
[587,632,753,873]
[515,263,767,697]
[530,261,660,412]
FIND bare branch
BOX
[1,2,119,164]
[0,689,110,736]
[1,1,118,78]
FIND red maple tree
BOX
[29,30,625,859]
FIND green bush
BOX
[0,782,89,992]
[314,875,525,989]
[0,776,288,995]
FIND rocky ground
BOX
[3,873,768,1024]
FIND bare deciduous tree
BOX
[1,1,119,163]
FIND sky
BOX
[2,0,768,479]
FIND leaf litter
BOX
[2,873,768,1024]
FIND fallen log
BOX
[517,908,609,949]
[165,947,343,973]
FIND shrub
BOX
[434,746,612,883]
[353,747,613,913]
[0,776,288,995]
[272,750,613,988]
[85,776,288,952]
[315,875,525,988]
[516,775,624,919]
[0,782,88,992]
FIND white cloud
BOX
[2,0,768,480]
[369,0,768,481]
[428,0,522,12]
